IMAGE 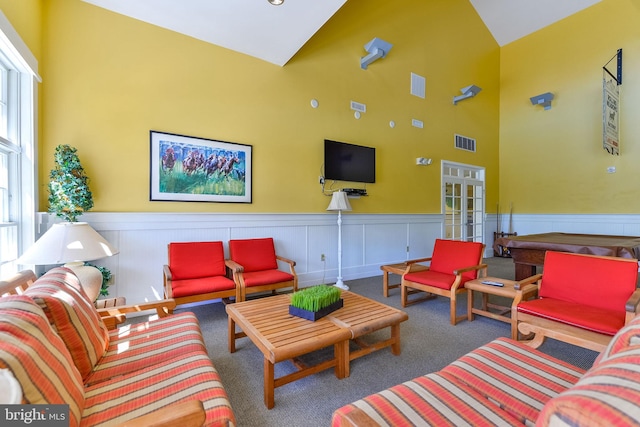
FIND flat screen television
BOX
[324,139,376,183]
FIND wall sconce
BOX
[530,92,554,110]
[416,157,432,166]
[360,38,393,70]
[453,85,482,105]
[268,0,284,5]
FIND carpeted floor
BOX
[172,257,598,427]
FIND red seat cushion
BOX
[517,298,623,336]
[241,270,294,287]
[171,276,236,298]
[404,270,456,290]
[168,241,226,280]
[539,251,638,313]
[427,239,484,282]
[229,238,278,272]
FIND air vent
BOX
[410,73,425,98]
[350,101,366,113]
[454,134,476,152]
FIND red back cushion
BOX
[429,239,484,281]
[169,241,226,280]
[540,251,639,312]
[229,238,278,273]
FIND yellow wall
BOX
[499,0,640,213]
[32,0,499,214]
[0,0,41,58]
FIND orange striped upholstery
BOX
[0,271,235,426]
[25,267,110,381]
[595,312,640,364]
[85,312,207,385]
[440,338,585,425]
[332,338,584,427]
[0,296,85,427]
[538,348,640,426]
[81,351,235,427]
[332,372,522,426]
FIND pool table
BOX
[499,232,640,280]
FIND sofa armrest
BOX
[276,254,296,267]
[625,288,640,323]
[97,299,177,326]
[0,270,37,296]
[513,274,542,291]
[406,257,432,265]
[163,264,173,299]
[454,263,488,277]
[225,259,243,274]
[116,400,205,427]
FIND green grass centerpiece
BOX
[289,285,343,321]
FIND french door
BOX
[442,162,485,243]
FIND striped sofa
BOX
[332,316,640,426]
[0,267,235,427]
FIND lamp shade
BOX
[16,222,119,265]
[326,191,352,212]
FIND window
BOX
[0,11,40,279]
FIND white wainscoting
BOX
[32,212,640,305]
[45,212,444,304]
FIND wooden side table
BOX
[465,276,537,338]
[380,263,428,297]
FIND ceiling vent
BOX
[454,134,476,152]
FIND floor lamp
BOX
[326,190,352,290]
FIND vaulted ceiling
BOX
[82,0,602,66]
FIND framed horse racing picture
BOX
[150,130,252,203]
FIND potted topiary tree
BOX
[48,144,94,222]
[45,145,112,299]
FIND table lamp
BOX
[16,222,119,301]
[326,191,352,290]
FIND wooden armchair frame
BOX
[163,242,240,313]
[226,254,298,301]
[401,241,487,325]
[511,254,640,353]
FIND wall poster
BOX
[150,130,252,203]
[602,48,622,155]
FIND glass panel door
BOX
[443,163,485,243]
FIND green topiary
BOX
[48,145,94,223]
[290,285,341,312]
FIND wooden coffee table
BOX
[226,291,408,408]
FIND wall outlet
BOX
[320,254,325,261]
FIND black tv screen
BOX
[324,139,375,183]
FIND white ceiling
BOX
[82,0,601,66]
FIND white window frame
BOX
[0,11,40,279]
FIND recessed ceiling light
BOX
[268,0,284,5]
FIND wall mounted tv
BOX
[324,139,376,184]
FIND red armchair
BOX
[401,239,486,325]
[228,237,297,302]
[163,241,238,312]
[512,251,640,352]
